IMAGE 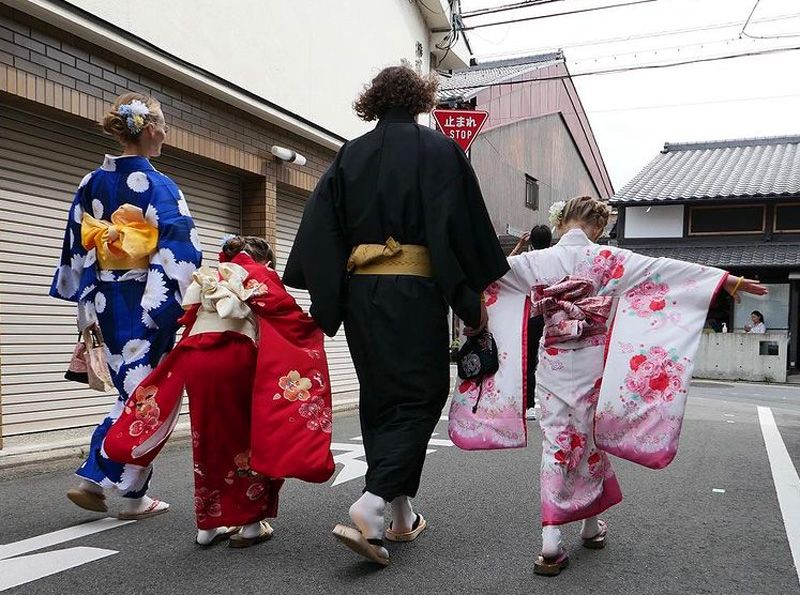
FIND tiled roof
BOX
[629,243,800,268]
[612,135,800,204]
[437,52,563,102]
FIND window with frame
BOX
[688,205,765,235]
[525,175,539,210]
[774,203,800,233]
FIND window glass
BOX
[733,283,789,331]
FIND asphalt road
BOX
[1,381,798,595]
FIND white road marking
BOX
[758,406,800,587]
[330,434,454,486]
[712,488,726,494]
[726,420,736,424]
[0,548,116,592]
[0,518,133,591]
[724,414,735,417]
[0,518,133,560]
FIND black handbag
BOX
[456,330,499,413]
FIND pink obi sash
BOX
[532,277,612,347]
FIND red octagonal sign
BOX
[432,109,489,153]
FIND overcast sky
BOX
[459,0,800,191]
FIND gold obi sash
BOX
[81,204,158,270]
[346,237,432,277]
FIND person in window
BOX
[510,225,553,420]
[745,310,767,334]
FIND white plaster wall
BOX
[624,205,684,239]
[69,0,432,139]
[694,333,787,383]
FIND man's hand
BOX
[509,232,530,257]
[464,302,488,336]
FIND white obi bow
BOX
[182,262,256,319]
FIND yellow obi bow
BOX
[346,237,433,277]
[81,204,158,270]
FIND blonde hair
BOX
[102,92,163,145]
[560,195,611,232]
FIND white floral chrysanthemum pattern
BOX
[127,172,150,193]
[104,345,124,374]
[72,204,83,225]
[141,269,168,311]
[145,203,159,227]
[123,363,152,396]
[56,264,78,298]
[122,338,151,364]
[102,155,117,172]
[84,248,96,268]
[79,284,96,301]
[91,199,104,218]
[141,311,158,330]
[190,228,202,252]
[94,292,107,313]
[158,248,198,295]
[78,172,93,189]
[177,190,191,217]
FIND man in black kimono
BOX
[284,66,509,565]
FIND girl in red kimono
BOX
[103,236,335,547]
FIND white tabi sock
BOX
[240,521,265,539]
[390,496,416,533]
[541,526,562,558]
[120,494,167,514]
[77,479,104,495]
[349,491,386,539]
[196,527,231,545]
[580,516,600,539]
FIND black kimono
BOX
[284,107,509,500]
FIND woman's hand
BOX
[724,275,768,303]
[509,232,530,257]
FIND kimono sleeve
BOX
[594,247,728,469]
[283,147,349,337]
[142,178,203,331]
[50,179,99,330]
[422,145,510,328]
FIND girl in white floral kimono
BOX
[449,196,766,576]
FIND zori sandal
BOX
[332,524,390,566]
[581,520,608,550]
[534,549,569,576]
[385,513,427,542]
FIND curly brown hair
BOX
[560,196,612,233]
[353,66,439,121]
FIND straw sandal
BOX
[332,524,390,566]
[385,514,427,542]
[534,549,569,576]
[581,519,608,549]
[67,488,108,513]
[229,521,273,548]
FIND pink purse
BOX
[64,326,114,392]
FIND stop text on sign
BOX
[432,109,489,153]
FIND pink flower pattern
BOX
[624,278,670,318]
[298,395,333,433]
[590,249,626,286]
[194,487,222,523]
[553,425,587,471]
[624,346,686,403]
[483,282,500,307]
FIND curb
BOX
[0,399,360,471]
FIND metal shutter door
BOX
[275,188,360,394]
[0,104,242,436]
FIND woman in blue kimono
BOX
[51,93,202,519]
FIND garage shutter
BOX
[275,188,360,395]
[0,105,242,436]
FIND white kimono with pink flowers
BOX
[449,229,727,526]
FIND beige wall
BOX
[471,113,601,234]
[65,0,435,140]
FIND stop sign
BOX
[432,109,489,153]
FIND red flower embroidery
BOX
[553,425,586,471]
[546,347,560,356]
[630,354,647,371]
[624,347,685,403]
[588,451,604,478]
[483,282,500,307]
[246,481,266,501]
[194,488,222,522]
[127,385,160,437]
[277,370,312,401]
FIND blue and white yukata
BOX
[50,154,202,497]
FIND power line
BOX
[462,0,567,18]
[444,44,800,91]
[739,0,761,38]
[739,0,800,40]
[448,0,658,32]
[470,11,800,56]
